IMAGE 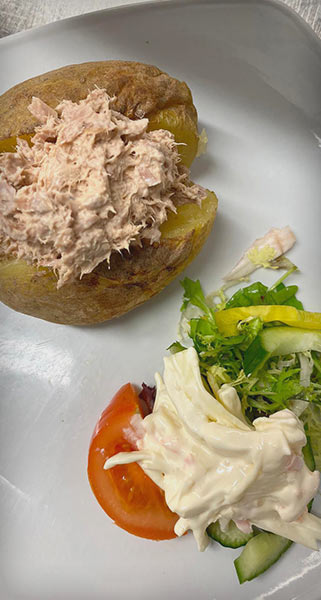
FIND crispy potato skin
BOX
[0,60,197,140]
[0,61,217,325]
[0,193,217,324]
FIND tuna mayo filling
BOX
[0,89,205,287]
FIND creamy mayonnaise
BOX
[104,347,321,551]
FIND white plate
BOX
[1,1,321,598]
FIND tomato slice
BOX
[87,383,178,540]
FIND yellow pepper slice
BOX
[215,305,321,337]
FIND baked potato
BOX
[0,61,217,325]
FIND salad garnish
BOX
[89,228,321,585]
[222,226,296,281]
[171,271,321,473]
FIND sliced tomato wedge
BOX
[87,383,178,540]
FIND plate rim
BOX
[0,0,320,53]
[1,2,321,599]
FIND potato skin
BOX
[0,192,217,324]
[0,61,217,325]
[0,60,197,140]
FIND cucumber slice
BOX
[207,520,254,548]
[243,326,321,376]
[234,441,315,584]
[264,327,321,355]
[234,533,292,583]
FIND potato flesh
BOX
[0,134,32,153]
[147,107,198,167]
[0,106,198,166]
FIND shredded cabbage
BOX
[298,351,314,388]
[247,245,276,268]
[196,128,208,157]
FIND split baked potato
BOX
[0,60,217,325]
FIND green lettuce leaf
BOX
[301,403,321,471]
[168,341,186,354]
[181,278,215,321]
[226,282,303,310]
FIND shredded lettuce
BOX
[301,403,321,471]
[181,278,216,320]
[168,341,187,354]
[196,128,208,158]
[223,227,296,282]
[173,274,321,463]
[247,245,276,268]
